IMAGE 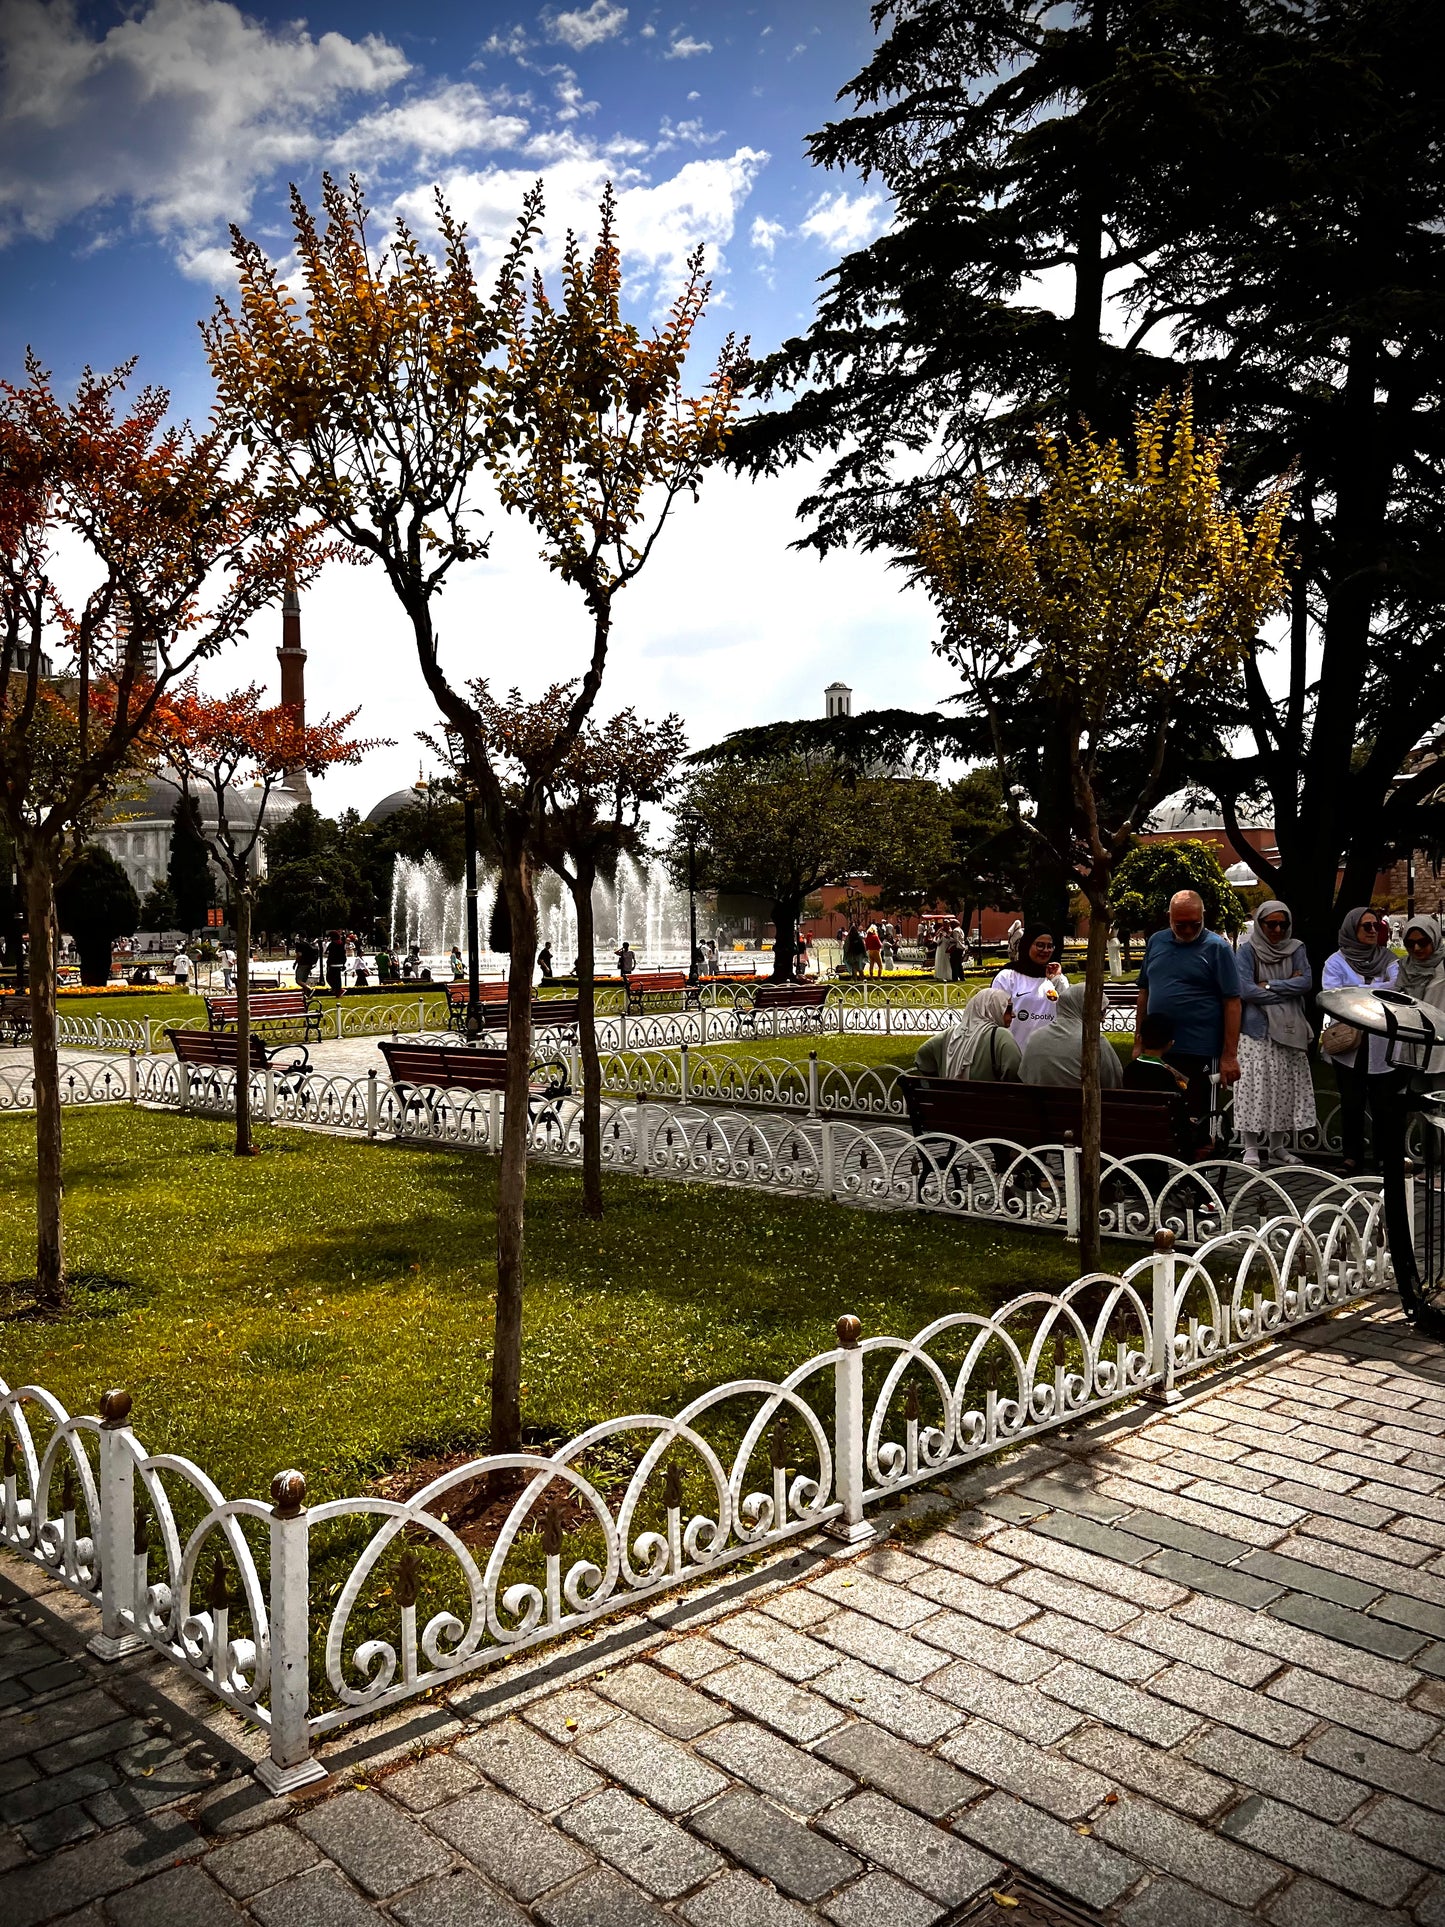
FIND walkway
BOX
[3,1302,1444,1926]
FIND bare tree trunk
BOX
[572,859,603,1219]
[1077,888,1112,1275]
[493,847,537,1454]
[235,890,254,1157]
[24,852,65,1308]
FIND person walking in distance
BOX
[324,930,346,1000]
[1134,890,1241,1153]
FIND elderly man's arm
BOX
[1219,995,1242,1086]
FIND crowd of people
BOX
[916,889,1445,1175]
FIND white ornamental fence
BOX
[0,1189,1388,1791]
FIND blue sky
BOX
[1,0,950,814]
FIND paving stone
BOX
[1038,1659,1201,1745]
[1032,1509,1162,1564]
[1184,1725,1365,1822]
[1093,1793,1283,1907]
[106,1863,248,1927]
[989,1527,1188,1608]
[1266,1593,1426,1667]
[1324,1452,1437,1492]
[939,1717,1108,1821]
[205,1824,320,1898]
[595,1662,729,1740]
[820,1868,944,1926]
[927,1657,1080,1744]
[1178,1591,1422,1690]
[809,1568,938,1629]
[953,1789,1139,1911]
[1140,1547,1286,1608]
[910,1609,1056,1681]
[1108,1501,1257,1564]
[296,1787,452,1899]
[561,1786,722,1900]
[695,1720,851,1817]
[1004,1566,1141,1630]
[690,1787,860,1901]
[1148,1662,1315,1745]
[1263,1872,1415,1927]
[1353,1792,1445,1869]
[662,1636,735,1676]
[18,1800,96,1853]
[1286,1534,1445,1606]
[815,1659,965,1745]
[381,1752,484,1812]
[1372,1593,1445,1641]
[908,1567,1039,1627]
[1121,1875,1256,1927]
[1267,1481,1397,1530]
[1104,1483,1287,1552]
[193,1779,290,1841]
[1120,1610,1281,1687]
[813,1610,951,1684]
[1418,1879,1445,1927]
[573,1714,728,1815]
[0,1688,131,1767]
[712,1613,836,1682]
[1301,1512,1437,1567]
[1266,1667,1440,1749]
[815,1720,980,1818]
[678,1867,817,1926]
[0,1759,117,1824]
[1220,1792,1420,1906]
[818,1789,1001,1906]
[0,1809,203,1927]
[525,1688,620,1745]
[761,1590,837,1631]
[244,1866,387,1927]
[1178,1479,1310,1527]
[388,1866,529,1927]
[32,1716,151,1776]
[1019,1475,1136,1522]
[919,1534,1022,1583]
[533,1866,673,1927]
[425,1787,591,1902]
[1305,1725,1445,1810]
[1020,1608,1166,1683]
[701,1661,845,1744]
[456,1719,603,1813]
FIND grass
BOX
[0,1107,1098,1506]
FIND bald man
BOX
[1135,890,1242,1152]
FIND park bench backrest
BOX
[169,1027,267,1069]
[445,981,510,1007]
[380,1041,511,1091]
[899,1075,1191,1161]
[753,983,830,1010]
[530,998,581,1027]
[207,990,313,1025]
[627,972,688,994]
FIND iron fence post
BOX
[1063,1132,1081,1240]
[126,1048,138,1106]
[679,1043,690,1104]
[88,1390,144,1660]
[808,1049,819,1119]
[256,1471,325,1795]
[827,1315,874,1544]
[1147,1228,1181,1404]
[367,1068,379,1138]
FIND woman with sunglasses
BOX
[1234,900,1316,1167]
[1320,907,1399,1175]
[992,923,1068,1054]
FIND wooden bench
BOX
[168,1027,310,1096]
[445,980,510,1033]
[899,1076,1194,1161]
[206,989,322,1043]
[737,981,832,1034]
[0,997,33,1046]
[623,971,702,1016]
[379,1040,568,1120]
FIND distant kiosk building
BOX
[825,681,852,719]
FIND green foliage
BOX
[166,797,215,931]
[55,847,140,984]
[138,881,179,930]
[1108,840,1247,937]
[935,769,1032,916]
[488,888,512,954]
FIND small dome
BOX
[366,786,428,825]
[103,772,296,832]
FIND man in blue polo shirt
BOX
[1135,890,1241,1151]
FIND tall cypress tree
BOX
[167,796,215,932]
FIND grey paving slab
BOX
[380,1752,485,1812]
[817,1789,1001,1907]
[1004,1565,1142,1630]
[808,1568,939,1629]
[910,1608,1056,1680]
[814,1718,980,1818]
[248,1865,387,1927]
[940,1717,1108,1821]
[424,1786,591,1903]
[1060,1725,1234,1820]
[105,1863,248,1927]
[1038,1658,1201,1744]
[711,1612,837,1682]
[0,1810,204,1927]
[1263,1872,1415,1927]
[812,1608,952,1683]
[1184,1725,1366,1823]
[695,1720,852,1817]
[813,1659,966,1746]
[690,1788,860,1902]
[1019,1608,1167,1683]
[532,1866,674,1927]
[1121,1875,1257,1927]
[908,1566,1041,1627]
[524,1687,620,1746]
[297,1788,452,1899]
[1119,1609,1281,1687]
[678,1867,818,1926]
[560,1785,723,1900]
[1352,1791,1445,1869]
[1266,1666,1440,1749]
[1305,1724,1445,1810]
[595,1663,729,1739]
[927,1656,1082,1745]
[388,1866,530,1927]
[205,1825,319,1899]
[1093,1793,1283,1908]
[1140,1547,1287,1609]
[1182,1590,1426,1682]
[821,1868,945,1926]
[455,1719,603,1814]
[1148,1662,1314,1745]
[573,1714,729,1815]
[988,1527,1188,1608]
[701,1660,846,1744]
[1220,1791,1421,1907]
[953,1789,1139,1911]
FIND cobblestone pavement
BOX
[5,1302,1445,1926]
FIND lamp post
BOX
[444,730,482,1040]
[686,835,699,986]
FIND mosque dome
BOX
[365,786,429,825]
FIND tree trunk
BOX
[24,853,65,1308]
[1076,886,1112,1276]
[493,847,537,1454]
[573,859,603,1219]
[235,890,254,1157]
[770,895,802,981]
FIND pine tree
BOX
[167,796,214,931]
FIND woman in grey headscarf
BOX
[1321,906,1398,1174]
[913,987,1021,1082]
[1392,915,1445,1082]
[1234,900,1316,1167]
[1020,982,1122,1088]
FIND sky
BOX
[0,0,956,817]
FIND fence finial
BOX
[1153,1228,1176,1252]
[836,1314,862,1348]
[271,1469,307,1517]
[99,1389,132,1427]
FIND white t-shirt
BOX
[991,967,1068,1049]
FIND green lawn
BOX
[0,1108,1095,1507]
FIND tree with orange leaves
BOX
[0,357,319,1306]
[160,687,382,1156]
[206,176,744,1452]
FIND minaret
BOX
[825,681,853,719]
[278,573,310,802]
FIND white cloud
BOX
[545,2,628,51]
[0,0,408,255]
[656,115,721,150]
[481,25,532,59]
[333,83,528,167]
[750,215,784,255]
[665,34,712,59]
[798,188,888,253]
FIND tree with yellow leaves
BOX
[912,394,1289,1268]
[204,176,744,1453]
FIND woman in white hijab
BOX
[1020,982,1122,1088]
[1234,899,1315,1167]
[912,987,1021,1081]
